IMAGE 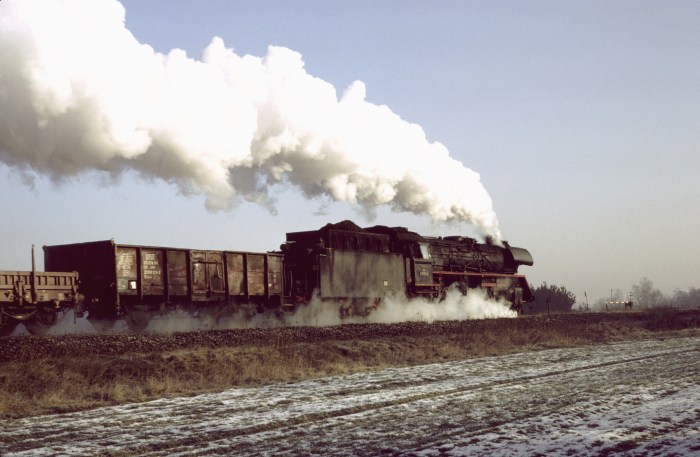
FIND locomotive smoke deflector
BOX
[507,246,534,267]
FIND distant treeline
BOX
[527,278,700,314]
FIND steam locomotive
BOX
[0,221,533,335]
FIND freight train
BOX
[0,221,533,335]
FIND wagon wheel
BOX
[87,315,116,332]
[25,309,59,335]
[338,300,352,319]
[367,297,382,315]
[125,308,153,333]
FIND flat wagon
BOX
[0,247,80,335]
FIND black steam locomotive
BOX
[282,221,533,315]
[0,221,533,334]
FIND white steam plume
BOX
[0,0,501,239]
[283,287,517,328]
[25,288,515,335]
[152,287,516,333]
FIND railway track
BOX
[2,309,699,362]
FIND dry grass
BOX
[1,308,699,419]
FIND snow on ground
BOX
[1,335,698,456]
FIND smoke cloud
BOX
[281,287,517,328]
[6,288,512,335]
[167,287,516,332]
[53,288,514,334]
[0,0,501,239]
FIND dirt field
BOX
[1,328,698,456]
[1,309,699,453]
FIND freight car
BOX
[0,247,82,336]
[43,240,283,331]
[0,220,533,334]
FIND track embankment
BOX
[1,308,699,419]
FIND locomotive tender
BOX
[0,221,533,334]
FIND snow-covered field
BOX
[1,335,698,456]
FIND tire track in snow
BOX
[1,336,698,456]
[175,342,700,456]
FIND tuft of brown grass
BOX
[1,308,699,419]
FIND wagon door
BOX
[166,250,188,296]
[191,251,225,300]
[225,252,270,297]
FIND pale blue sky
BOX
[1,0,698,303]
